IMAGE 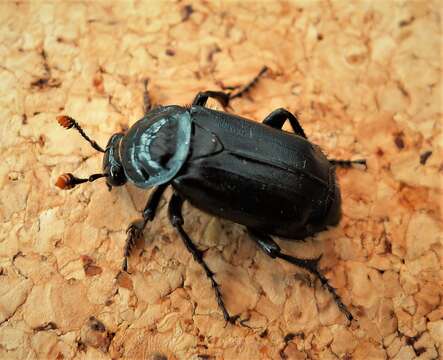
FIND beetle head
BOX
[54,115,126,191]
[102,133,127,189]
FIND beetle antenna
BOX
[55,172,108,190]
[57,115,106,153]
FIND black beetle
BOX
[56,67,365,322]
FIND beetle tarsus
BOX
[123,220,145,271]
[168,193,234,322]
[248,229,353,321]
[122,185,168,271]
[309,267,354,321]
[229,66,268,101]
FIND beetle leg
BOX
[248,228,353,321]
[192,91,231,107]
[228,66,268,101]
[192,66,268,108]
[122,184,168,271]
[168,193,237,323]
[329,159,367,169]
[262,108,307,139]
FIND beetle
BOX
[55,67,365,323]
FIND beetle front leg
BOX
[168,193,237,323]
[248,228,353,321]
[262,108,307,139]
[122,184,168,271]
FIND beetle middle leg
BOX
[228,65,268,101]
[192,66,268,108]
[122,184,168,271]
[192,91,231,107]
[168,193,237,323]
[262,108,307,138]
[248,228,353,321]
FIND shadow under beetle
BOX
[56,67,366,322]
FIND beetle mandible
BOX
[56,67,366,322]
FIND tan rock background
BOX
[0,1,441,359]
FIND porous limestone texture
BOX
[0,1,441,359]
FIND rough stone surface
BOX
[0,1,441,359]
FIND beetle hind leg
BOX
[168,193,237,323]
[248,228,353,321]
[262,108,307,138]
